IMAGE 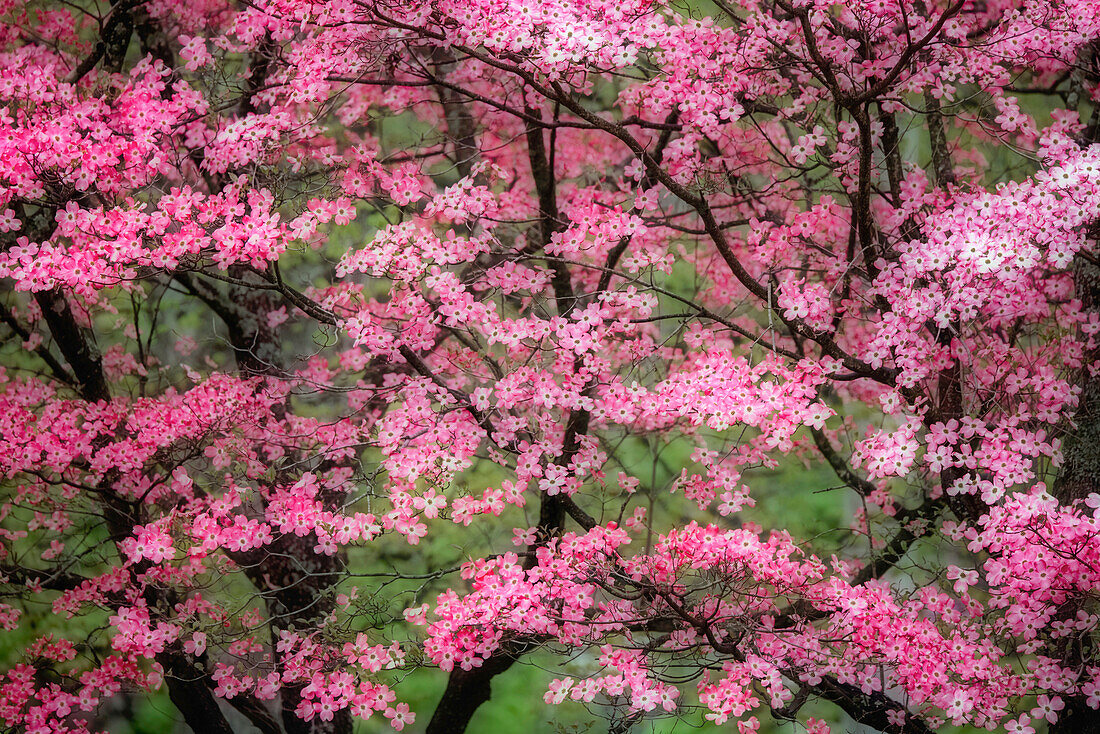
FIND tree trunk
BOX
[1050,254,1100,734]
[425,640,533,734]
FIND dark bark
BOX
[34,289,110,402]
[851,105,881,281]
[240,36,276,116]
[230,526,348,734]
[1054,700,1100,734]
[226,693,285,734]
[159,651,237,734]
[816,676,934,734]
[173,270,287,379]
[1055,251,1100,504]
[178,267,353,734]
[1049,254,1100,734]
[431,49,481,180]
[425,641,534,734]
[1049,45,1100,732]
[524,107,574,317]
[66,0,140,84]
[923,92,956,189]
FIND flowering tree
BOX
[1,0,1100,732]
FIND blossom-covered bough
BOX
[1,0,1099,732]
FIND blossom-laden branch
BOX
[0,2,1099,734]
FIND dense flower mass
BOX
[1,0,1100,732]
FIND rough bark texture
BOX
[160,651,238,734]
[1050,254,1100,734]
[1056,256,1100,505]
[425,641,533,734]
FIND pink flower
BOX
[1031,695,1064,724]
[384,703,414,731]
